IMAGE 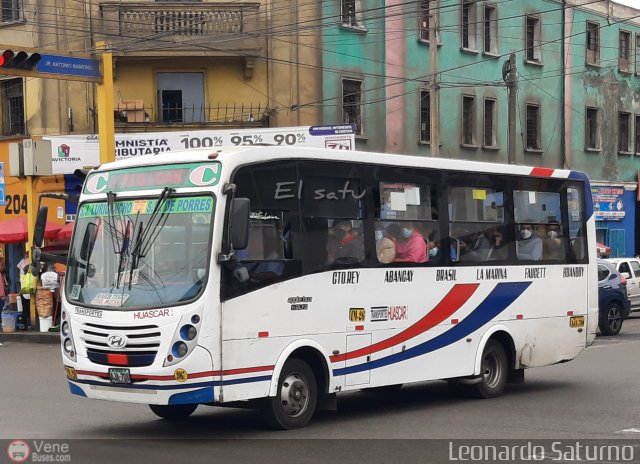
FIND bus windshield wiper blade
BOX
[115,220,132,288]
[130,187,175,270]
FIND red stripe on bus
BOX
[530,167,554,177]
[330,283,479,363]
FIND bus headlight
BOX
[61,319,77,362]
[61,322,70,337]
[164,312,202,367]
[64,339,73,352]
[172,342,189,358]
[180,325,197,341]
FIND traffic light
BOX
[0,49,41,69]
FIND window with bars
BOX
[586,21,600,65]
[462,95,475,145]
[618,112,630,152]
[420,90,431,143]
[585,107,599,150]
[483,98,496,147]
[419,0,430,41]
[343,79,362,135]
[461,1,476,50]
[525,104,541,150]
[636,34,640,74]
[525,16,541,63]
[483,5,497,54]
[619,30,631,72]
[342,0,363,28]
[1,78,24,136]
[1,0,20,22]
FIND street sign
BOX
[0,44,102,83]
[36,54,101,80]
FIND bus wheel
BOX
[472,340,508,399]
[263,359,318,429]
[599,302,623,336]
[149,404,197,420]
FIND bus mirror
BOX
[33,206,49,247]
[80,222,97,261]
[230,198,250,250]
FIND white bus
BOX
[51,147,597,429]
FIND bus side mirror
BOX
[230,198,250,250]
[80,222,97,261]
[33,206,48,247]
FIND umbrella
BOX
[0,217,63,244]
[56,221,75,241]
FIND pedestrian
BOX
[17,252,32,329]
[40,264,60,325]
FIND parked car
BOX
[597,259,630,336]
[606,257,640,311]
[596,242,611,258]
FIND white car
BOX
[606,257,640,311]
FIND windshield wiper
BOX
[129,187,175,288]
[115,220,132,288]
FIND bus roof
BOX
[93,146,581,181]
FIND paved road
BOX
[1,316,639,463]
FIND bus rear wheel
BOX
[472,340,508,399]
[263,358,318,429]
[149,403,197,420]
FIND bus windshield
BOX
[65,194,215,309]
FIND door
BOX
[156,72,205,123]
[609,229,625,258]
[345,333,371,387]
[618,260,640,307]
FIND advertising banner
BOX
[44,125,356,175]
[592,185,625,220]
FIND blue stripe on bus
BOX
[69,375,272,391]
[169,387,215,405]
[333,281,532,376]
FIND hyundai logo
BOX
[106,333,127,349]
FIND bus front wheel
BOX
[263,358,318,429]
[472,340,508,399]
[149,403,198,420]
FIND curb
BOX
[0,332,59,345]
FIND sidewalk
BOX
[0,330,59,344]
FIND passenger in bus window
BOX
[487,226,508,261]
[375,228,396,263]
[326,220,364,265]
[393,222,427,263]
[516,223,542,261]
[543,223,564,261]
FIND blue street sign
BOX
[36,54,101,79]
[309,124,356,136]
[0,185,5,206]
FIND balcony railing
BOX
[99,2,263,56]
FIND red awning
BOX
[56,221,75,241]
[0,217,63,244]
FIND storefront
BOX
[591,182,637,258]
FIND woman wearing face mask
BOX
[393,222,428,263]
[516,222,542,261]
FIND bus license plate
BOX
[109,368,131,384]
[569,316,585,328]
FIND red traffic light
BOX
[0,50,14,67]
[0,49,41,69]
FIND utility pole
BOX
[96,41,116,164]
[505,52,517,164]
[429,1,440,157]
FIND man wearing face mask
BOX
[516,223,542,261]
[326,220,364,265]
[543,223,564,260]
[393,222,428,263]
